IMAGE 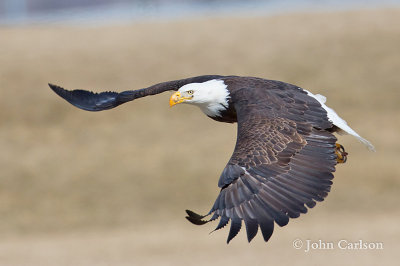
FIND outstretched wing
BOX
[49,75,223,111]
[186,84,338,243]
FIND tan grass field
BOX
[0,8,399,265]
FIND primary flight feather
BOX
[49,75,374,243]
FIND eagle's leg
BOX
[335,143,348,163]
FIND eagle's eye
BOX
[187,90,194,95]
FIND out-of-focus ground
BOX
[0,8,399,265]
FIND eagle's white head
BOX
[169,79,230,117]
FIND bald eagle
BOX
[49,75,374,243]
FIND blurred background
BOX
[1,0,399,265]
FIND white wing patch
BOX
[304,89,375,151]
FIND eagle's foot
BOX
[335,143,348,163]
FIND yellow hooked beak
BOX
[169,91,192,107]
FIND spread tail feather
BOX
[354,135,375,152]
[304,89,375,152]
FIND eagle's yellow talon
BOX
[335,143,348,163]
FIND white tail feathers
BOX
[303,89,375,152]
[356,136,376,152]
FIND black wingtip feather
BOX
[48,83,65,96]
[185,210,206,220]
[211,216,229,233]
[259,220,274,242]
[185,209,210,225]
[244,219,259,243]
[185,216,209,225]
[227,218,242,244]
